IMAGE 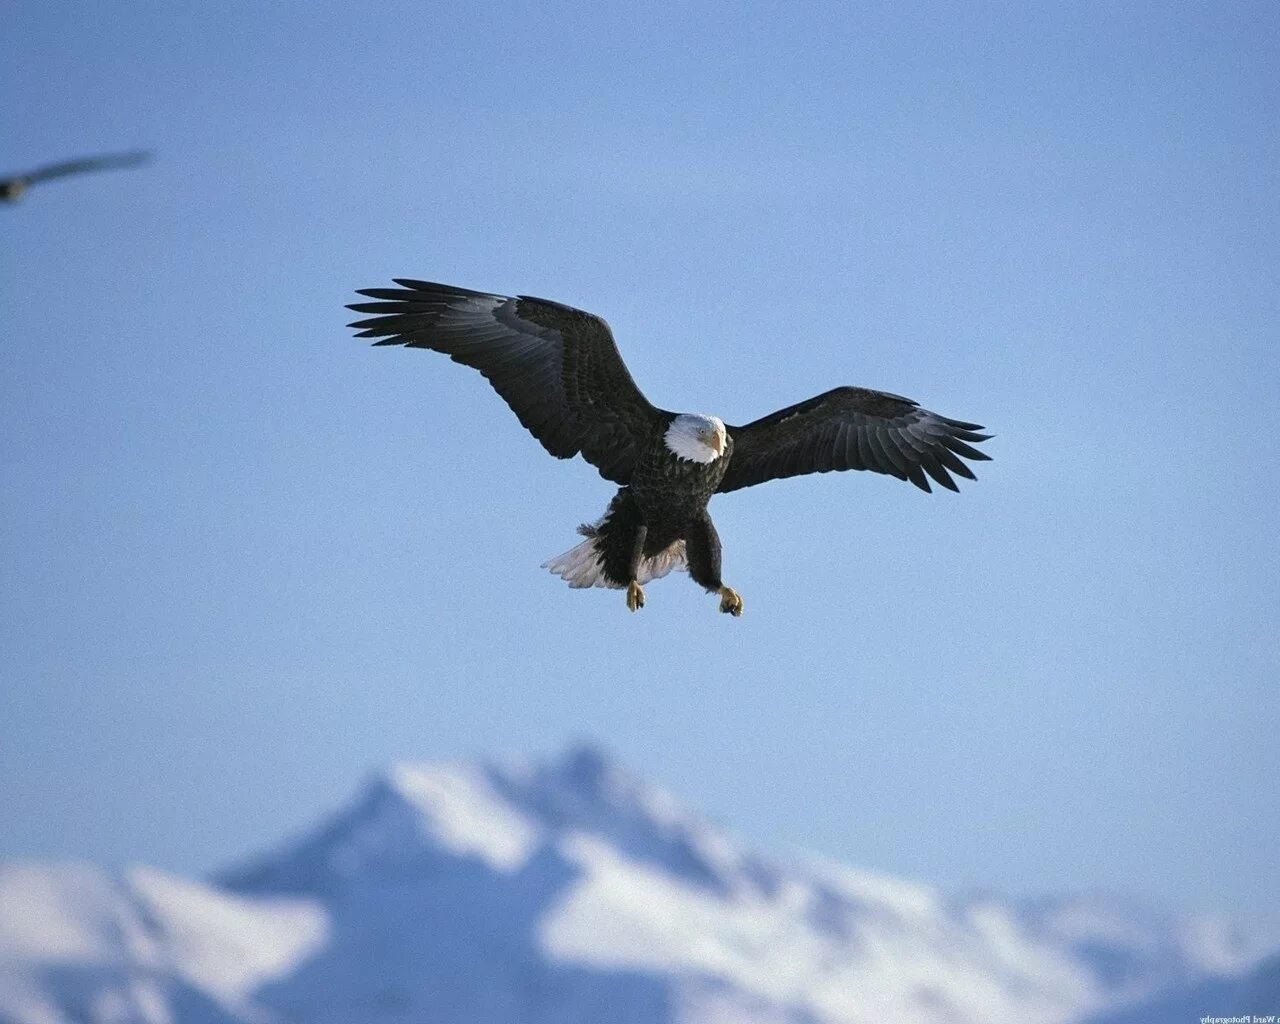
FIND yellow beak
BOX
[710,431,725,456]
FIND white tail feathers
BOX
[542,530,687,589]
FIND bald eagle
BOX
[0,151,148,203]
[348,280,991,616]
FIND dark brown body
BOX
[588,427,734,593]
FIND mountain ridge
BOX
[2,745,1272,1024]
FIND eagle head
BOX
[664,414,727,463]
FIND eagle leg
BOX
[717,586,744,617]
[624,523,648,612]
[686,512,742,617]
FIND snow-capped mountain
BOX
[1,746,1272,1024]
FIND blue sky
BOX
[2,0,1277,933]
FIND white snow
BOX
[540,834,1100,1024]
[2,747,1273,1024]
[126,866,327,1002]
[0,862,324,1024]
[0,863,124,962]
[367,762,540,871]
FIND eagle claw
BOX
[717,586,744,617]
[626,581,646,612]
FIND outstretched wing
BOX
[21,151,149,185]
[348,279,665,483]
[718,386,992,495]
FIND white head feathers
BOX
[664,414,728,463]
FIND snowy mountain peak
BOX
[223,745,769,899]
[481,742,683,827]
[222,758,536,894]
[487,744,775,897]
[553,741,617,792]
[539,742,675,823]
[376,758,541,870]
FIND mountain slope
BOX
[1,746,1271,1024]
[0,862,325,1024]
[1082,953,1280,1024]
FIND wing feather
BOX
[719,386,991,495]
[932,443,977,481]
[348,280,664,483]
[7,151,149,187]
[868,428,908,480]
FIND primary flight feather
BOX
[348,279,991,616]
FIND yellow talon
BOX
[717,586,744,617]
[626,580,646,612]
